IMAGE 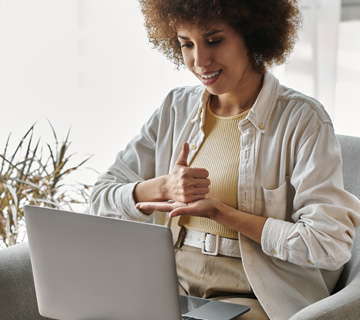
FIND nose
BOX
[193,45,212,68]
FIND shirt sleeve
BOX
[261,124,360,270]
[89,110,160,221]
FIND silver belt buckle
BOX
[201,233,219,256]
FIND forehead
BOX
[176,21,228,37]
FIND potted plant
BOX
[0,121,93,248]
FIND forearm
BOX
[156,198,268,244]
[133,176,168,203]
[212,202,267,244]
[90,181,151,221]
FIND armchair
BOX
[289,135,360,320]
[0,134,359,320]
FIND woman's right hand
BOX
[133,143,210,214]
[163,142,210,203]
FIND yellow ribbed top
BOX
[179,102,250,239]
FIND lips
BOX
[199,71,221,79]
[197,70,222,86]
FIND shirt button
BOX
[307,260,314,266]
[271,250,277,256]
[190,144,197,150]
[259,123,265,130]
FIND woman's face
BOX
[177,22,257,97]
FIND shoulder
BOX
[259,76,336,152]
[157,85,206,120]
[253,73,332,136]
[149,85,206,129]
[277,85,332,125]
[164,85,205,104]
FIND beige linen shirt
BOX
[90,72,360,320]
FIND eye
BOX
[208,39,223,46]
[180,42,193,49]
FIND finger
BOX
[179,193,206,204]
[169,200,201,218]
[169,206,192,218]
[136,201,186,212]
[192,187,210,195]
[180,179,210,191]
[175,143,189,167]
[191,177,210,188]
[136,202,173,212]
[188,167,209,179]
[181,185,209,196]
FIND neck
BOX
[210,72,264,117]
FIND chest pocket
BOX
[255,176,294,221]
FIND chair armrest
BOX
[0,243,50,320]
[289,276,360,320]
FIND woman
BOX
[90,1,360,319]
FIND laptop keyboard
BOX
[182,316,207,320]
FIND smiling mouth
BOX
[198,70,221,79]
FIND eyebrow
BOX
[177,29,224,40]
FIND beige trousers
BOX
[175,242,269,320]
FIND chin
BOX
[204,86,227,96]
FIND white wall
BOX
[0,0,197,188]
[0,0,359,198]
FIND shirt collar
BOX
[191,72,280,133]
[191,88,210,126]
[243,72,280,133]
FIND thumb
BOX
[175,142,189,167]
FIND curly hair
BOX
[138,0,302,73]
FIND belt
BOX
[183,229,241,258]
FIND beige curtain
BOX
[274,0,341,119]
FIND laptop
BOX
[24,205,250,320]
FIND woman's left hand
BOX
[136,198,221,220]
[136,197,267,244]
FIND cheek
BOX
[181,51,193,69]
[227,50,251,71]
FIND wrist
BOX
[134,177,167,203]
[210,199,226,221]
[212,201,240,227]
[158,175,170,201]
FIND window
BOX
[0,0,359,188]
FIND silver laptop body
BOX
[24,205,250,320]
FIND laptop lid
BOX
[25,205,181,320]
[25,205,250,320]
